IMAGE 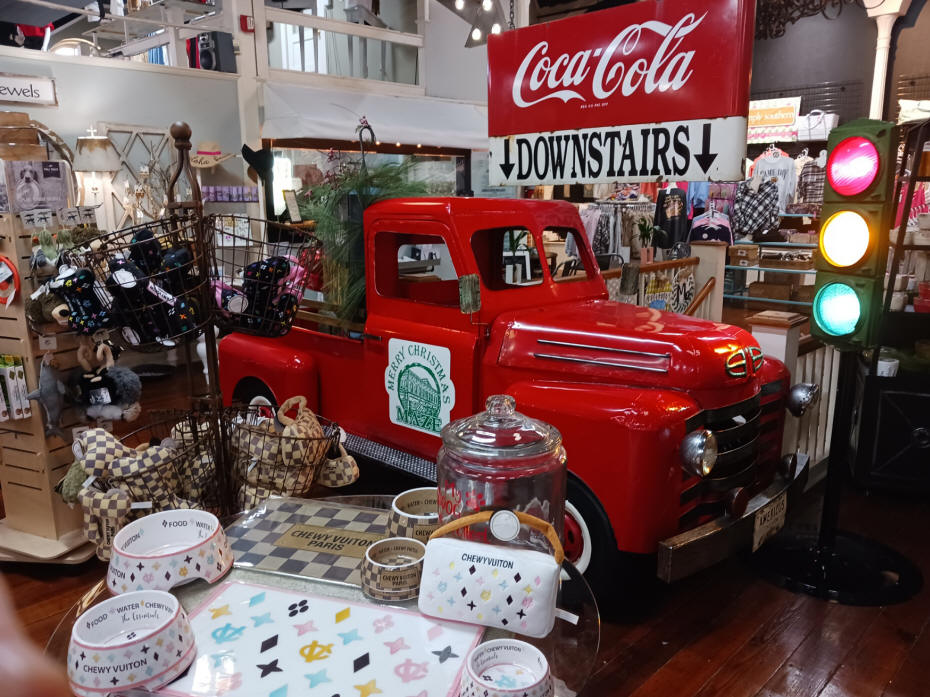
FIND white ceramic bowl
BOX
[68,590,196,696]
[459,639,553,697]
[107,509,232,595]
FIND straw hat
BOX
[190,141,235,168]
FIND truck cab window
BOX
[471,228,546,290]
[544,227,596,283]
[374,231,460,307]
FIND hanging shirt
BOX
[797,161,826,205]
[686,181,710,216]
[753,155,797,212]
[733,180,779,239]
[654,188,689,246]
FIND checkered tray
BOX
[225,498,389,588]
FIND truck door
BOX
[362,220,479,462]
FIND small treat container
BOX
[360,536,425,601]
[388,487,441,542]
[108,509,232,595]
[877,357,900,377]
[68,590,196,696]
[460,639,553,697]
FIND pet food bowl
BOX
[360,536,425,602]
[460,639,553,697]
[388,487,441,542]
[107,509,232,595]
[68,590,196,697]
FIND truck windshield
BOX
[471,226,593,290]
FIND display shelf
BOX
[779,213,818,218]
[724,265,815,275]
[723,292,813,307]
[82,0,215,40]
[750,241,818,248]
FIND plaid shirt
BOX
[733,180,779,239]
[797,161,826,205]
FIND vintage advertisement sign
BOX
[0,73,57,106]
[487,0,755,185]
[385,338,455,436]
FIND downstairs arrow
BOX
[499,141,515,179]
[695,123,718,174]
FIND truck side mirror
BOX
[458,274,481,314]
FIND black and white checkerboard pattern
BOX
[226,499,388,587]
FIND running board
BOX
[343,433,437,482]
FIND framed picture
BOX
[283,189,301,223]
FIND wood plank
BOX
[628,582,797,697]
[881,620,930,697]
[753,603,875,697]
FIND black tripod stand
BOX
[753,351,922,605]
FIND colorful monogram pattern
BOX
[159,581,481,697]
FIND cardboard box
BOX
[748,281,792,310]
[728,244,759,267]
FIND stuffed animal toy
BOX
[49,266,112,334]
[25,353,67,439]
[212,280,249,317]
[239,256,303,335]
[29,247,57,278]
[70,343,142,422]
[161,245,195,295]
[25,288,69,327]
[105,257,166,346]
[79,485,133,561]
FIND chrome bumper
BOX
[656,454,809,583]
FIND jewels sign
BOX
[487,0,755,186]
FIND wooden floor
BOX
[1,368,929,696]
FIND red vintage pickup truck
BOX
[219,197,816,607]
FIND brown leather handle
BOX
[428,510,564,566]
[277,396,307,426]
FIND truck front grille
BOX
[678,387,784,528]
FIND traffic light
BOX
[811,120,898,349]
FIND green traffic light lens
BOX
[813,282,862,336]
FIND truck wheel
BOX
[233,378,277,417]
[566,475,657,619]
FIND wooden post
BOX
[690,241,726,322]
[746,311,808,456]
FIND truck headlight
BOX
[787,383,820,417]
[681,430,718,477]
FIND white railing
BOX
[791,339,840,470]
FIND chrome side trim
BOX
[532,352,669,373]
[537,338,671,360]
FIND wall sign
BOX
[0,73,57,107]
[384,339,455,437]
[487,0,755,185]
[747,97,801,144]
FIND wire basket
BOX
[222,397,340,511]
[204,214,321,337]
[51,213,212,352]
[113,409,230,514]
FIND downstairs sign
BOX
[486,0,755,186]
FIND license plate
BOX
[752,491,787,552]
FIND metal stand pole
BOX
[753,351,922,605]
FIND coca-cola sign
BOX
[488,0,755,137]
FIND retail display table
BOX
[45,495,600,696]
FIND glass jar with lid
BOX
[437,395,567,548]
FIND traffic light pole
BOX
[753,350,922,605]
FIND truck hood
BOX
[494,299,764,394]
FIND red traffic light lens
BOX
[827,137,880,196]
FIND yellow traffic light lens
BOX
[820,211,870,268]
[813,282,861,336]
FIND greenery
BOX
[298,154,427,322]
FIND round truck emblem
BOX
[725,347,764,378]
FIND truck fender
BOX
[219,333,321,411]
[501,379,701,556]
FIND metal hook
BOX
[357,123,377,176]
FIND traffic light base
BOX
[752,530,922,606]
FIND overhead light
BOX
[396,142,401,147]
[482,0,493,10]
[491,23,501,33]
[416,144,422,148]
[375,140,381,145]
[471,27,482,40]
[455,0,464,9]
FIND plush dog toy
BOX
[25,288,69,327]
[49,267,112,334]
[25,353,67,440]
[70,343,142,422]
